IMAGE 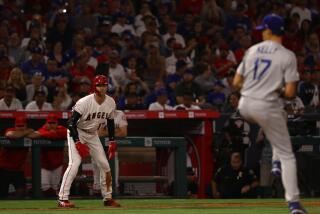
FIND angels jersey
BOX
[109,110,127,129]
[73,94,116,133]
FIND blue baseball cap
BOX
[255,14,284,35]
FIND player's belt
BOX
[78,128,96,134]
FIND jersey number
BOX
[253,58,271,80]
[98,123,106,130]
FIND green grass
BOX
[0,199,319,214]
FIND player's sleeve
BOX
[236,61,245,75]
[68,110,82,142]
[5,128,15,136]
[57,126,68,138]
[107,98,116,120]
[107,98,117,141]
[284,52,299,83]
[236,51,248,75]
[73,98,86,115]
[117,111,128,127]
[39,126,67,140]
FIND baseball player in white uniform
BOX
[58,75,120,208]
[233,14,307,214]
[93,110,128,194]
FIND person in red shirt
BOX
[0,116,38,199]
[33,113,67,197]
[69,50,95,93]
[177,0,204,16]
[234,35,252,64]
[213,43,236,78]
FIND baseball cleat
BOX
[58,200,75,208]
[271,160,281,177]
[289,202,307,214]
[103,199,121,207]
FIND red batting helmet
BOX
[93,75,108,85]
[93,75,108,93]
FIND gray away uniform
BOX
[236,40,300,202]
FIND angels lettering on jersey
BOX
[85,112,109,121]
[72,94,116,133]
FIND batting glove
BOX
[75,140,90,158]
[107,141,117,160]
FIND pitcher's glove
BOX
[107,141,117,160]
[75,140,90,158]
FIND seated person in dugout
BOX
[211,152,259,199]
[0,116,38,199]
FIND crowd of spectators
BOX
[0,0,319,112]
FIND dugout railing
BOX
[0,136,187,198]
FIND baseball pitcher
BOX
[233,14,307,214]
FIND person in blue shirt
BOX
[21,47,46,79]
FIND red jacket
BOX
[234,48,245,64]
[38,125,67,170]
[177,0,204,15]
[0,128,29,171]
[213,58,236,78]
[69,64,95,93]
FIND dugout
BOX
[1,111,318,199]
[0,110,220,199]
